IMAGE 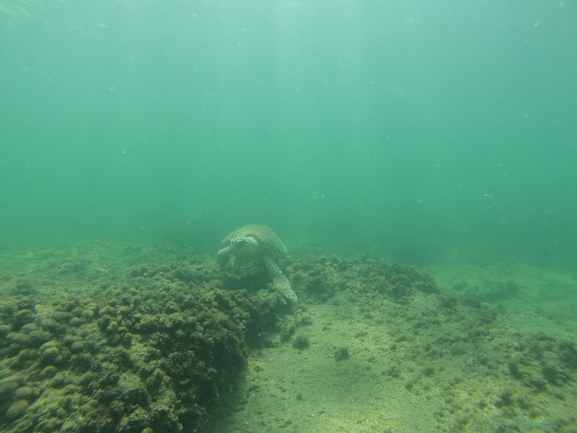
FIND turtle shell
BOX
[222,225,287,259]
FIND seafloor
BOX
[0,239,576,433]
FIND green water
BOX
[1,0,576,267]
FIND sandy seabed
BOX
[0,239,576,433]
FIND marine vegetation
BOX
[0,251,575,432]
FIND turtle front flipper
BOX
[216,246,231,269]
[264,255,297,302]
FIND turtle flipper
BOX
[264,255,297,302]
[216,246,231,269]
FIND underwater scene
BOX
[1,1,576,432]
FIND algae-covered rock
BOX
[4,399,29,420]
[13,309,36,329]
[0,377,19,400]
[10,253,556,433]
[40,365,57,378]
[0,259,288,433]
[70,341,84,353]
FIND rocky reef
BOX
[1,251,576,432]
[0,257,288,433]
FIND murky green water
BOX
[1,0,576,268]
[1,4,577,431]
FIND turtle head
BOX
[230,236,259,257]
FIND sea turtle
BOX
[217,225,297,302]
